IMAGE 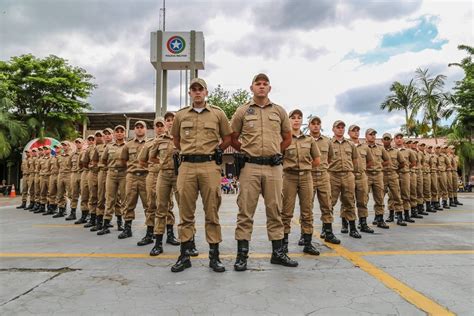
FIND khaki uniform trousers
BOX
[438,171,448,200]
[330,171,356,222]
[145,172,159,227]
[21,175,29,202]
[88,171,99,215]
[446,171,453,198]
[311,170,333,223]
[97,169,107,216]
[123,172,148,222]
[281,170,314,235]
[409,171,417,208]
[430,173,438,202]
[235,163,284,242]
[104,169,126,221]
[398,172,411,210]
[28,174,35,202]
[422,173,431,203]
[416,170,423,205]
[354,172,369,218]
[154,169,179,235]
[367,171,385,216]
[384,171,403,212]
[80,171,90,212]
[48,173,59,204]
[56,173,71,208]
[452,171,458,199]
[39,175,50,204]
[70,172,81,209]
[34,174,41,203]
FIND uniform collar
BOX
[249,98,273,108]
[332,136,346,143]
[188,102,211,112]
[133,137,146,143]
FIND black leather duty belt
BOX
[181,155,215,163]
[245,156,273,165]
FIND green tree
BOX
[208,85,251,119]
[415,68,454,143]
[0,54,96,141]
[380,80,420,136]
[0,102,28,159]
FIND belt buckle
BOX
[299,171,304,176]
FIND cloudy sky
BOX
[1,0,472,135]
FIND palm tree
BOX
[380,80,420,136]
[415,68,453,143]
[0,109,28,159]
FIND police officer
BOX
[17,150,31,209]
[381,133,406,226]
[328,120,361,238]
[307,116,340,244]
[68,138,84,221]
[417,142,432,214]
[406,140,423,219]
[281,109,320,256]
[25,148,38,210]
[427,145,442,211]
[444,145,456,207]
[98,125,127,235]
[94,128,114,231]
[449,146,463,206]
[436,145,450,209]
[346,124,374,233]
[35,145,51,214]
[53,141,72,218]
[365,128,391,228]
[43,145,60,215]
[394,133,416,222]
[32,147,44,212]
[137,118,167,246]
[119,120,149,240]
[231,73,298,271]
[171,77,231,273]
[83,131,103,230]
[77,135,94,223]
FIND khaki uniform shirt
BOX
[437,153,448,171]
[312,134,333,172]
[421,152,431,173]
[28,157,36,174]
[150,134,175,170]
[283,133,320,172]
[120,137,148,173]
[83,145,99,173]
[352,142,372,173]
[35,156,42,173]
[328,137,359,172]
[446,155,454,171]
[21,159,29,176]
[452,155,458,171]
[57,153,72,173]
[396,147,414,173]
[384,147,404,172]
[231,100,291,157]
[138,138,161,173]
[39,156,50,176]
[367,143,390,172]
[49,156,59,175]
[71,151,82,173]
[93,143,109,171]
[171,103,232,155]
[102,142,126,170]
[430,153,438,172]
[407,148,418,172]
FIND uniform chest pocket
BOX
[300,142,311,156]
[243,115,258,131]
[181,121,194,137]
[344,149,352,159]
[268,113,281,130]
[285,144,297,157]
[129,148,137,160]
[204,121,218,138]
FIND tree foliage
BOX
[207,85,251,119]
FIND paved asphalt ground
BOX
[0,193,473,315]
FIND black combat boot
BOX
[341,218,349,234]
[404,210,415,223]
[298,233,305,246]
[282,233,289,254]
[359,217,375,233]
[386,210,395,222]
[118,220,133,239]
[97,219,111,235]
[372,216,378,225]
[137,226,154,246]
[442,200,450,209]
[349,220,362,238]
[150,234,163,256]
[116,215,123,231]
[270,239,298,267]
[454,197,463,205]
[84,213,96,228]
[449,198,456,207]
[90,215,103,232]
[322,223,340,244]
[376,215,389,229]
[166,225,180,246]
[411,207,423,219]
[25,202,35,210]
[418,204,429,216]
[16,201,26,209]
[396,212,407,226]
[171,241,192,272]
[74,210,88,224]
[65,208,77,220]
[302,234,320,256]
[319,226,326,239]
[234,240,249,271]
[52,207,66,218]
[32,202,40,212]
[34,204,46,214]
[426,202,436,213]
[434,201,443,211]
[187,236,199,257]
[43,204,55,216]
[209,243,225,272]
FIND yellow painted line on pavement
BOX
[320,240,455,315]
[355,250,474,256]
[0,252,339,260]
[408,222,473,227]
